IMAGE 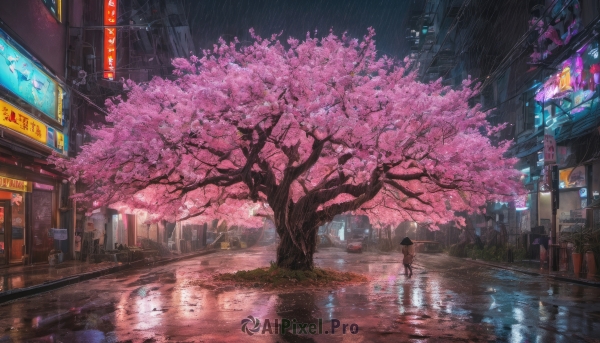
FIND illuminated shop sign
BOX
[0,99,67,155]
[104,28,116,80]
[534,41,600,128]
[41,0,62,22]
[33,182,54,191]
[104,0,117,80]
[0,28,64,124]
[104,0,117,26]
[558,166,586,189]
[0,176,30,193]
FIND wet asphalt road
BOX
[0,245,599,343]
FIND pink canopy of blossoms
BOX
[51,28,523,230]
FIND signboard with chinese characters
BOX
[0,99,68,155]
[543,128,556,164]
[104,0,117,80]
[0,176,29,193]
[0,99,47,144]
[0,28,64,124]
[41,0,62,22]
[104,0,117,25]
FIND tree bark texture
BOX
[275,222,319,270]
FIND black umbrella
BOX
[532,237,549,250]
[400,237,413,245]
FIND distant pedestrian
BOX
[74,232,82,261]
[400,237,415,277]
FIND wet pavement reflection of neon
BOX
[0,246,599,342]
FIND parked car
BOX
[346,235,364,253]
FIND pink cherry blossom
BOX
[50,28,524,269]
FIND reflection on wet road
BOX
[0,245,599,342]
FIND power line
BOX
[68,86,109,116]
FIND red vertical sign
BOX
[104,0,117,79]
[543,128,556,165]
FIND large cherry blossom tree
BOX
[52,29,523,270]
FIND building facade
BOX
[406,0,600,260]
[0,1,71,265]
[481,0,600,256]
[0,0,198,265]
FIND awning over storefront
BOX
[0,136,47,159]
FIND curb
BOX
[0,249,217,305]
[463,258,600,288]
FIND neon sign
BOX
[558,67,571,92]
[0,99,68,155]
[0,176,29,193]
[0,28,64,123]
[104,0,117,26]
[104,0,117,80]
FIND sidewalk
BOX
[0,248,217,304]
[0,259,120,293]
[464,258,600,287]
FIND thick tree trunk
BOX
[275,223,319,270]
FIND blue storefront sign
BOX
[0,28,64,125]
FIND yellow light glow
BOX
[0,99,48,144]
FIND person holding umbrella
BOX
[400,237,415,277]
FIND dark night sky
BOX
[185,0,413,60]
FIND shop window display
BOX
[0,192,27,264]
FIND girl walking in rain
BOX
[400,237,415,277]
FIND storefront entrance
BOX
[109,213,136,249]
[0,193,26,265]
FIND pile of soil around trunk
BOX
[192,266,368,289]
